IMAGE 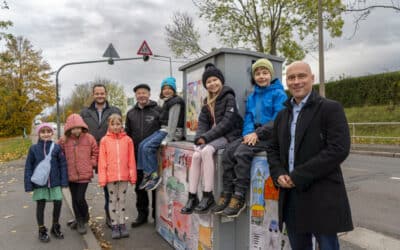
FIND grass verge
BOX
[0,137,32,163]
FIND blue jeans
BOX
[138,130,167,175]
[287,231,339,250]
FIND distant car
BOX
[34,120,42,125]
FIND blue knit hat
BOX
[161,77,176,93]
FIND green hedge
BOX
[310,71,400,107]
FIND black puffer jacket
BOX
[125,100,162,155]
[194,86,243,144]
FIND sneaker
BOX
[111,225,121,239]
[131,213,148,228]
[38,226,50,243]
[119,224,129,238]
[211,193,232,215]
[51,223,64,239]
[77,220,87,235]
[67,219,77,230]
[222,195,246,218]
[138,175,151,190]
[144,175,162,191]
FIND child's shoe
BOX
[180,193,199,214]
[119,224,129,238]
[144,173,162,191]
[222,194,246,218]
[194,191,215,214]
[67,219,77,230]
[77,220,87,235]
[111,225,121,239]
[211,192,232,214]
[50,223,64,239]
[138,174,151,190]
[38,226,50,243]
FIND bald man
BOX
[267,61,353,250]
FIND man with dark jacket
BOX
[267,61,353,250]
[80,84,121,228]
[125,83,162,227]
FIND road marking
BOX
[390,177,400,180]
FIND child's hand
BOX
[243,132,258,146]
[196,138,206,145]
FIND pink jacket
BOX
[58,114,99,183]
[98,131,136,187]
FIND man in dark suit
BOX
[267,61,353,250]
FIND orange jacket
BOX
[58,113,99,183]
[98,131,136,187]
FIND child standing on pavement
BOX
[98,114,136,239]
[138,76,185,191]
[58,114,98,235]
[24,123,68,242]
[180,63,243,214]
[212,58,287,218]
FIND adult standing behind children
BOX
[212,58,287,218]
[125,83,162,227]
[267,61,353,250]
[180,63,243,214]
[58,114,99,235]
[80,84,121,228]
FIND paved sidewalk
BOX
[0,159,86,250]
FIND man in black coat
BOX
[267,61,353,250]
[125,84,162,227]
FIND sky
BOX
[2,0,400,102]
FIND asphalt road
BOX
[342,154,400,239]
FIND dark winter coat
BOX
[267,90,353,234]
[80,101,121,144]
[24,140,68,192]
[125,100,162,155]
[160,95,185,129]
[194,86,243,144]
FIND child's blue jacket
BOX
[242,78,287,137]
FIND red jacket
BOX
[98,131,136,187]
[58,114,99,183]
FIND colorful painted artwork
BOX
[156,145,214,250]
[249,156,291,250]
[186,77,208,137]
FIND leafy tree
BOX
[165,11,207,58]
[0,0,13,41]
[193,0,344,62]
[0,36,54,136]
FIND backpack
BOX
[31,142,55,186]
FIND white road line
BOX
[390,177,400,180]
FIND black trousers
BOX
[221,138,269,194]
[135,169,156,217]
[69,182,89,222]
[36,199,62,226]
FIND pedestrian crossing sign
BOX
[137,40,153,56]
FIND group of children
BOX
[24,57,287,243]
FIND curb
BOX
[62,188,102,250]
[350,150,400,158]
[340,227,400,249]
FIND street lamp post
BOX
[55,56,144,138]
[153,54,173,77]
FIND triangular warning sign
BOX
[102,43,120,58]
[137,40,153,56]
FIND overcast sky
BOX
[3,0,400,101]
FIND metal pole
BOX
[154,54,173,77]
[54,57,143,138]
[318,0,325,97]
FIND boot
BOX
[38,226,50,243]
[211,192,232,214]
[222,194,246,218]
[111,225,121,239]
[131,212,148,228]
[105,209,112,229]
[77,219,87,235]
[180,193,199,214]
[194,191,215,214]
[119,224,129,238]
[50,223,64,239]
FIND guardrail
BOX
[349,122,400,144]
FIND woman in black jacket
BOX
[181,63,243,214]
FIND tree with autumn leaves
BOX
[0,36,55,137]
